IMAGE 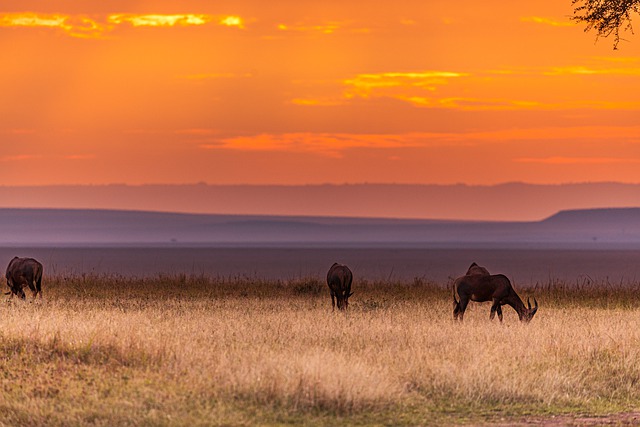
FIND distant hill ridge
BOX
[2,182,640,221]
[0,207,639,247]
[543,207,640,224]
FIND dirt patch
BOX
[491,412,640,426]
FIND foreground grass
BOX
[0,275,639,425]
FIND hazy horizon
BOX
[1,182,640,221]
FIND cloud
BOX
[591,56,640,64]
[107,13,244,28]
[343,71,467,104]
[345,71,466,95]
[219,16,244,28]
[307,67,640,111]
[521,16,574,27]
[64,17,110,39]
[334,71,551,111]
[200,126,640,157]
[290,98,345,107]
[0,13,68,28]
[0,154,41,162]
[0,153,94,164]
[107,14,211,27]
[514,157,640,165]
[401,96,541,111]
[201,133,424,157]
[277,22,341,34]
[400,19,418,26]
[108,14,244,29]
[544,66,640,76]
[175,128,220,136]
[180,72,253,80]
[276,20,369,35]
[452,126,640,143]
[0,12,245,38]
[0,129,36,135]
[0,13,106,38]
[63,154,96,160]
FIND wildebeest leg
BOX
[35,275,42,298]
[490,299,501,321]
[453,300,461,320]
[28,281,37,299]
[330,291,336,311]
[12,277,27,300]
[457,298,469,321]
[496,305,503,322]
[5,277,14,299]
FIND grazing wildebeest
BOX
[453,273,538,323]
[465,262,490,276]
[5,257,43,300]
[327,262,353,310]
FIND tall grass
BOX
[1,274,640,425]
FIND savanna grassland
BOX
[1,275,640,426]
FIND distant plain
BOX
[2,246,640,285]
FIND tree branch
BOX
[572,0,639,49]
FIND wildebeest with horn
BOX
[453,265,537,323]
[5,257,43,300]
[327,262,353,310]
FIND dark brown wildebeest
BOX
[453,273,537,323]
[5,257,43,300]
[465,262,490,276]
[327,262,353,310]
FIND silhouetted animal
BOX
[466,262,490,276]
[453,273,537,323]
[327,263,353,310]
[5,257,43,299]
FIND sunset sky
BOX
[2,0,640,187]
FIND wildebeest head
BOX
[520,297,539,323]
[335,290,354,310]
[4,285,26,299]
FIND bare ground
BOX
[490,412,640,426]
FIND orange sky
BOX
[2,0,640,186]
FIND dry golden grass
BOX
[0,274,640,425]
